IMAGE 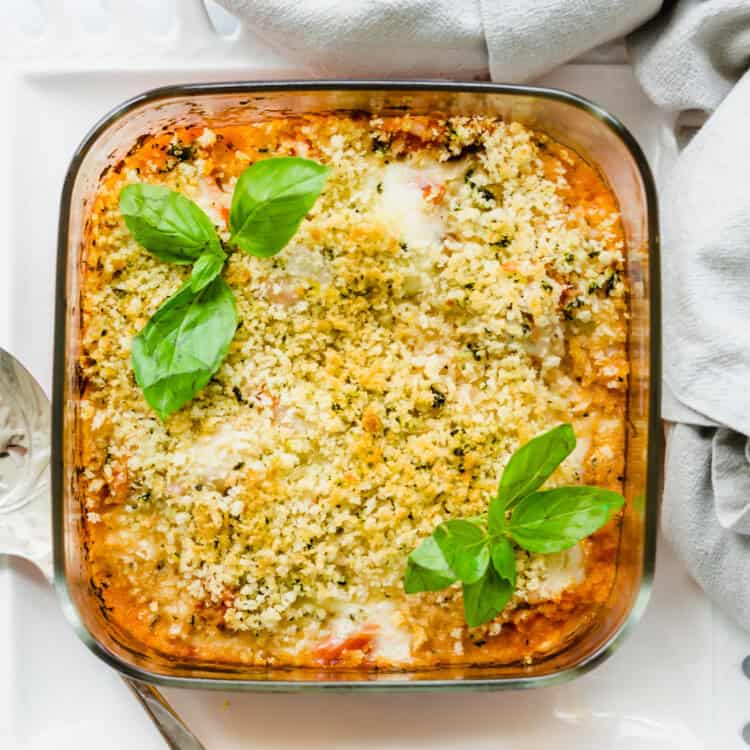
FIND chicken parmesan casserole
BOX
[77,113,627,670]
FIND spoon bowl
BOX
[0,347,52,574]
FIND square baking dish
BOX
[52,81,660,691]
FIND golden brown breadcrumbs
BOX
[78,114,627,669]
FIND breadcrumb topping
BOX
[78,114,627,668]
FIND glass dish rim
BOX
[52,79,662,692]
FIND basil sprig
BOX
[120,156,329,418]
[403,424,624,627]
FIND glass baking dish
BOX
[52,81,660,691]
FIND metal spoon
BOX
[0,346,206,750]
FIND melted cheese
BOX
[378,162,446,247]
[536,544,585,600]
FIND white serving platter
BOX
[1,2,749,748]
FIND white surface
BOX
[1,3,750,749]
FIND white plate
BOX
[1,3,749,748]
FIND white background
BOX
[1,2,750,748]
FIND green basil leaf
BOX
[462,565,514,628]
[190,248,226,293]
[404,560,455,594]
[490,536,516,588]
[120,184,221,264]
[229,157,330,257]
[132,276,237,419]
[404,535,457,593]
[487,495,508,536]
[509,486,624,554]
[434,519,490,585]
[496,424,576,511]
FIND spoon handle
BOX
[125,678,207,750]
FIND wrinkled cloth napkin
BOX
[656,64,750,629]
[218,0,750,629]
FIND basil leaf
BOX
[229,157,330,258]
[487,495,508,537]
[120,184,221,264]
[404,535,457,593]
[509,486,624,554]
[462,565,513,628]
[190,248,226,292]
[496,424,576,511]
[434,519,490,585]
[490,536,516,588]
[132,276,237,419]
[404,560,456,594]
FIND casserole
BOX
[53,81,660,690]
